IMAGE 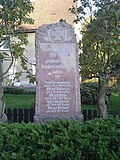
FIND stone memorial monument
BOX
[34,22,83,122]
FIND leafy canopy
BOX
[0,0,34,80]
[78,0,120,79]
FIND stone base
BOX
[34,113,83,123]
[0,113,8,123]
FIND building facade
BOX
[1,0,80,85]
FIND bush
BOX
[81,82,99,105]
[4,86,35,94]
[0,118,120,160]
[81,82,111,105]
[81,118,120,160]
[4,86,25,94]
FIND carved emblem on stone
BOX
[36,22,76,43]
[44,27,72,43]
[34,22,83,122]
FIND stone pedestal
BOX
[34,22,83,122]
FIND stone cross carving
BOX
[34,22,83,122]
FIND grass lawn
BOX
[107,93,120,110]
[4,93,120,110]
[5,94,35,109]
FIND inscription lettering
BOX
[44,81,71,113]
[35,22,82,122]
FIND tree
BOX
[0,0,34,122]
[74,0,120,118]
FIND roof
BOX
[23,0,75,30]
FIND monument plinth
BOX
[34,22,83,122]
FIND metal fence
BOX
[5,108,34,123]
[5,108,120,123]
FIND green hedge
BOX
[4,86,35,94]
[81,82,98,104]
[0,118,120,160]
[81,82,111,105]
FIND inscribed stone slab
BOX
[34,22,83,122]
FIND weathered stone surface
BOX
[34,22,83,122]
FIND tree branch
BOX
[87,75,100,79]
[2,52,14,79]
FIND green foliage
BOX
[79,0,120,78]
[0,118,120,160]
[81,82,111,105]
[0,0,34,79]
[81,82,99,104]
[4,86,35,94]
[74,0,120,117]
[4,86,24,94]
[82,118,120,160]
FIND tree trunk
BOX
[0,62,7,123]
[0,81,4,117]
[98,76,107,118]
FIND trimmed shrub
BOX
[0,118,120,160]
[81,118,120,160]
[4,86,35,94]
[81,82,99,105]
[4,86,25,94]
[81,82,111,105]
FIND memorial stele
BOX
[34,22,83,122]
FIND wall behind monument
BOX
[2,0,78,84]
